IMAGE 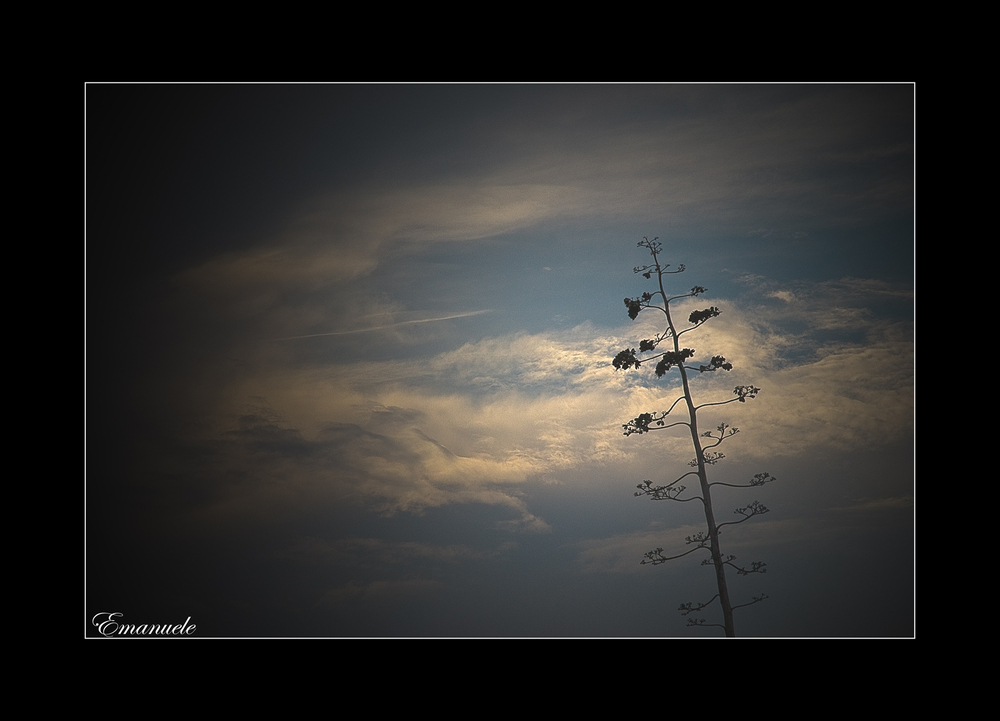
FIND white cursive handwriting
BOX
[92,612,196,637]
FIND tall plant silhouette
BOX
[613,237,774,636]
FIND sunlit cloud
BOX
[167,268,911,538]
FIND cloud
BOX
[647,289,912,458]
[160,120,911,536]
[162,269,909,540]
[174,87,912,332]
[175,182,598,322]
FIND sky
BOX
[86,83,914,637]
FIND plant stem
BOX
[653,246,736,637]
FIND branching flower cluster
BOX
[623,292,653,320]
[654,349,695,378]
[701,423,739,449]
[634,479,690,502]
[640,548,665,565]
[731,594,768,611]
[685,532,710,546]
[698,356,733,373]
[612,348,641,371]
[732,561,767,576]
[679,596,719,616]
[622,411,668,436]
[734,500,769,519]
[688,307,721,325]
[612,236,776,637]
[689,451,725,467]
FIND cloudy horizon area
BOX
[87,84,914,637]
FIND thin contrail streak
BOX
[272,309,492,341]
